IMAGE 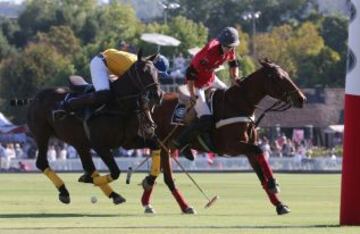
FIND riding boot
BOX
[66,90,111,111]
[173,115,213,161]
[53,90,111,120]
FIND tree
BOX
[0,43,74,122]
[35,25,81,59]
[253,21,341,87]
[0,30,14,60]
[171,0,313,37]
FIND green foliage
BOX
[167,16,208,54]
[254,21,341,86]
[35,25,81,59]
[0,43,74,122]
[140,16,208,57]
[172,0,313,36]
[95,2,142,48]
[0,30,14,60]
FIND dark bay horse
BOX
[27,50,162,204]
[140,60,306,215]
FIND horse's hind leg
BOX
[34,134,70,204]
[76,147,125,205]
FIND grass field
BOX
[0,172,358,234]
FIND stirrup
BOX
[52,109,68,121]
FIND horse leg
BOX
[141,149,161,213]
[225,141,289,214]
[227,142,279,192]
[247,155,290,215]
[161,149,195,214]
[76,147,125,205]
[34,136,70,204]
[91,147,121,186]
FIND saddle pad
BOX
[170,103,187,126]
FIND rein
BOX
[254,89,299,127]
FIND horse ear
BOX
[137,48,144,61]
[259,58,272,68]
[146,53,159,62]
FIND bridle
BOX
[115,61,160,105]
[254,66,300,126]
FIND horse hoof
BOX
[276,204,290,215]
[59,195,70,204]
[78,174,93,183]
[183,207,197,214]
[112,194,126,205]
[268,178,280,194]
[144,205,156,214]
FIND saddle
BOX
[172,85,217,152]
[68,75,95,94]
[171,85,216,126]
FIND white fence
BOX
[1,156,342,172]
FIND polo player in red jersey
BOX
[173,26,240,160]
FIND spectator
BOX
[59,147,67,160]
[282,139,295,157]
[260,136,272,159]
[67,145,77,159]
[47,145,57,161]
[15,143,24,158]
[0,143,6,170]
[174,53,186,70]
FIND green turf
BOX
[0,172,358,234]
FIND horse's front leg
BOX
[91,147,121,186]
[141,150,161,213]
[76,147,125,205]
[222,141,290,215]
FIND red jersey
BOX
[188,39,236,88]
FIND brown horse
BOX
[27,50,162,204]
[140,59,306,215]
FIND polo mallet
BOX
[156,137,219,208]
[126,156,150,184]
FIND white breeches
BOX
[193,76,228,118]
[90,56,110,91]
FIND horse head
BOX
[112,49,163,109]
[259,59,306,108]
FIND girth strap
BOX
[215,115,255,129]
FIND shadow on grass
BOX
[0,225,341,230]
[0,213,137,218]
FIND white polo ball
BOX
[91,196,97,204]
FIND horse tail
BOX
[10,98,33,106]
